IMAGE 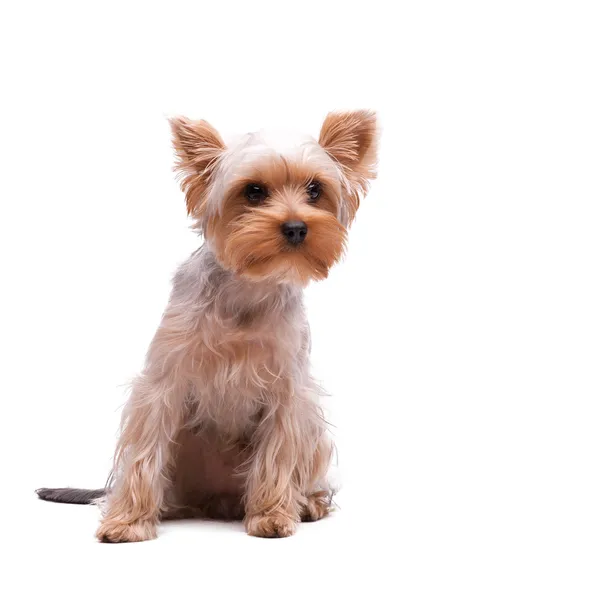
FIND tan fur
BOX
[207,157,347,284]
[96,111,378,542]
[319,109,379,224]
[170,117,225,217]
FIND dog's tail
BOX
[36,487,106,505]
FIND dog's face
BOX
[170,111,378,285]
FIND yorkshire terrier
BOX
[36,110,379,541]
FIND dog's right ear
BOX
[169,117,225,217]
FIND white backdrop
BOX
[1,1,599,598]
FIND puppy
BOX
[37,110,379,541]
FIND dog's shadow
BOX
[158,517,246,538]
[157,512,333,539]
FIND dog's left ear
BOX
[319,110,379,222]
[169,116,225,218]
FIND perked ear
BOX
[319,109,378,187]
[169,116,225,217]
[318,110,378,224]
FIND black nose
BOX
[281,221,307,245]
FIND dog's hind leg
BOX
[300,490,333,522]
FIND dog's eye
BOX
[245,184,267,205]
[307,181,321,202]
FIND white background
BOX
[1,1,599,598]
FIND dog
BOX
[36,110,379,541]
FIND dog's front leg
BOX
[244,384,331,538]
[96,372,185,543]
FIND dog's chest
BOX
[186,307,309,436]
[197,310,306,387]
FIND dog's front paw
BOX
[96,518,157,543]
[245,513,298,538]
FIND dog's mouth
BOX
[244,253,276,270]
[219,211,347,285]
[241,248,331,284]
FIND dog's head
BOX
[170,111,378,285]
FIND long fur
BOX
[37,110,379,542]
